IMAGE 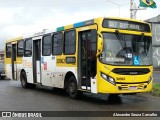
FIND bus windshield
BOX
[100,33,152,66]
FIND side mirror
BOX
[96,32,103,57]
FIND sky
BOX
[0,0,159,50]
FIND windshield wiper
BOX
[115,30,128,57]
[140,33,148,55]
[134,33,144,56]
[115,29,127,48]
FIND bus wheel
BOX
[20,71,28,88]
[28,83,36,89]
[68,76,79,99]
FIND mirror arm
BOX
[97,31,103,38]
[96,50,102,57]
[96,31,103,57]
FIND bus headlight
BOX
[148,76,152,84]
[101,73,107,80]
[101,72,116,86]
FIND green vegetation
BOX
[150,84,160,97]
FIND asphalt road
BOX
[0,79,160,120]
[153,71,160,83]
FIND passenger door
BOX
[11,44,17,80]
[78,30,97,90]
[33,39,41,83]
[6,43,12,79]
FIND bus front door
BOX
[11,44,17,80]
[33,39,41,83]
[78,30,97,90]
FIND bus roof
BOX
[5,17,149,43]
[5,36,23,43]
[56,17,148,31]
[107,17,146,23]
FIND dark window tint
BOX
[64,30,76,54]
[6,43,11,58]
[17,40,24,57]
[24,39,32,57]
[52,33,63,55]
[42,35,52,56]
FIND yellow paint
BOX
[76,24,97,32]
[4,37,23,77]
[64,24,73,30]
[16,57,23,64]
[96,60,152,93]
[5,36,23,43]
[56,55,76,67]
[95,17,152,94]
[100,28,152,36]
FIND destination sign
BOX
[103,19,150,32]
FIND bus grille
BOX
[118,84,147,91]
[112,68,150,75]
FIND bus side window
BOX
[64,30,76,55]
[6,43,11,58]
[17,40,24,57]
[52,32,63,55]
[42,34,52,56]
[24,39,32,57]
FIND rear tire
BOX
[68,76,80,99]
[20,71,29,88]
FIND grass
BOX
[149,84,160,97]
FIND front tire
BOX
[68,76,80,99]
[28,83,36,89]
[1,76,5,80]
[20,71,29,88]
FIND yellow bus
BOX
[5,17,153,99]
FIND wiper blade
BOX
[115,30,128,56]
[134,33,144,56]
[140,33,147,55]
[115,30,127,48]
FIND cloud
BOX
[0,0,159,51]
[0,8,14,24]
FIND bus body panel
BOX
[5,39,22,80]
[97,60,153,93]
[41,55,55,87]
[54,67,77,88]
[22,57,34,83]
[4,17,153,96]
[16,57,23,81]
[6,63,12,79]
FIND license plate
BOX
[129,86,137,90]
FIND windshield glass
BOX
[100,33,152,66]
